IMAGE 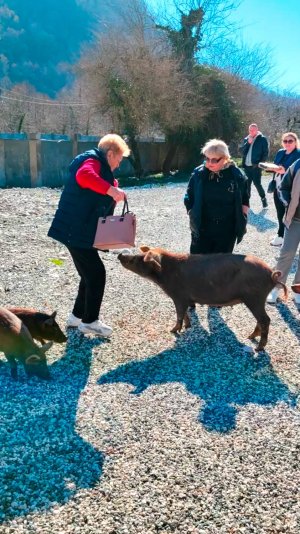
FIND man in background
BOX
[241,123,269,208]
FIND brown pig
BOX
[118,246,288,351]
[7,307,67,345]
[0,307,52,379]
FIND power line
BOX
[0,94,92,106]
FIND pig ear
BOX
[140,245,150,254]
[25,355,41,365]
[51,311,57,319]
[41,341,53,353]
[143,251,162,272]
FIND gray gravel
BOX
[0,178,299,534]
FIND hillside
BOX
[0,0,123,96]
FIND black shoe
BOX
[262,197,268,208]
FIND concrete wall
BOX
[0,133,188,188]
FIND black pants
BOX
[67,246,106,324]
[244,166,266,200]
[190,227,236,254]
[273,189,285,238]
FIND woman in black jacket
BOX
[184,139,249,254]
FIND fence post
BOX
[73,133,79,158]
[29,133,42,187]
[0,138,5,187]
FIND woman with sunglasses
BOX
[269,132,300,246]
[184,139,249,254]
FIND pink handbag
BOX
[93,198,136,250]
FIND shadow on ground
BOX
[0,331,105,521]
[276,301,300,340]
[98,308,297,434]
[247,208,277,232]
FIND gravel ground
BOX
[0,178,299,534]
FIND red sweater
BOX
[76,158,118,194]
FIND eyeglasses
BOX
[283,139,295,144]
[205,156,223,164]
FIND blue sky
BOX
[229,0,300,93]
[148,0,300,94]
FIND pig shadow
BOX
[98,308,297,434]
[247,209,277,232]
[0,331,105,521]
[276,301,300,341]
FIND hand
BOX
[277,166,286,175]
[247,136,253,144]
[107,186,126,203]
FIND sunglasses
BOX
[205,156,223,164]
[283,139,295,144]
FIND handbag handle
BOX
[103,196,129,219]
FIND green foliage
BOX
[48,258,64,266]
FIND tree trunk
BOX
[162,143,178,176]
[128,135,143,178]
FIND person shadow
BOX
[276,301,300,341]
[247,208,277,232]
[0,331,106,521]
[98,308,297,434]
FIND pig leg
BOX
[248,323,261,340]
[5,354,18,379]
[244,298,270,351]
[171,300,189,333]
[184,313,191,329]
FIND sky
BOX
[229,0,300,94]
[148,0,300,95]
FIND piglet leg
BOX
[171,301,189,333]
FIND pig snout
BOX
[45,325,67,343]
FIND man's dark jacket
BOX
[48,148,115,249]
[241,133,269,166]
[184,164,248,244]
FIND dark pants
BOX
[244,166,266,200]
[190,226,236,254]
[67,246,106,324]
[273,189,285,238]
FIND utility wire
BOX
[0,94,92,106]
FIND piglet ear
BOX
[140,245,150,253]
[143,251,162,272]
[51,311,57,319]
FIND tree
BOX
[78,0,208,176]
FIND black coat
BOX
[184,163,249,244]
[48,148,115,249]
[241,133,269,166]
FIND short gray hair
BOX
[201,139,230,159]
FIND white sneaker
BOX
[292,292,300,305]
[270,236,283,246]
[78,319,112,337]
[66,313,82,327]
[266,288,279,304]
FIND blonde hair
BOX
[202,139,230,159]
[98,134,131,157]
[281,132,300,148]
